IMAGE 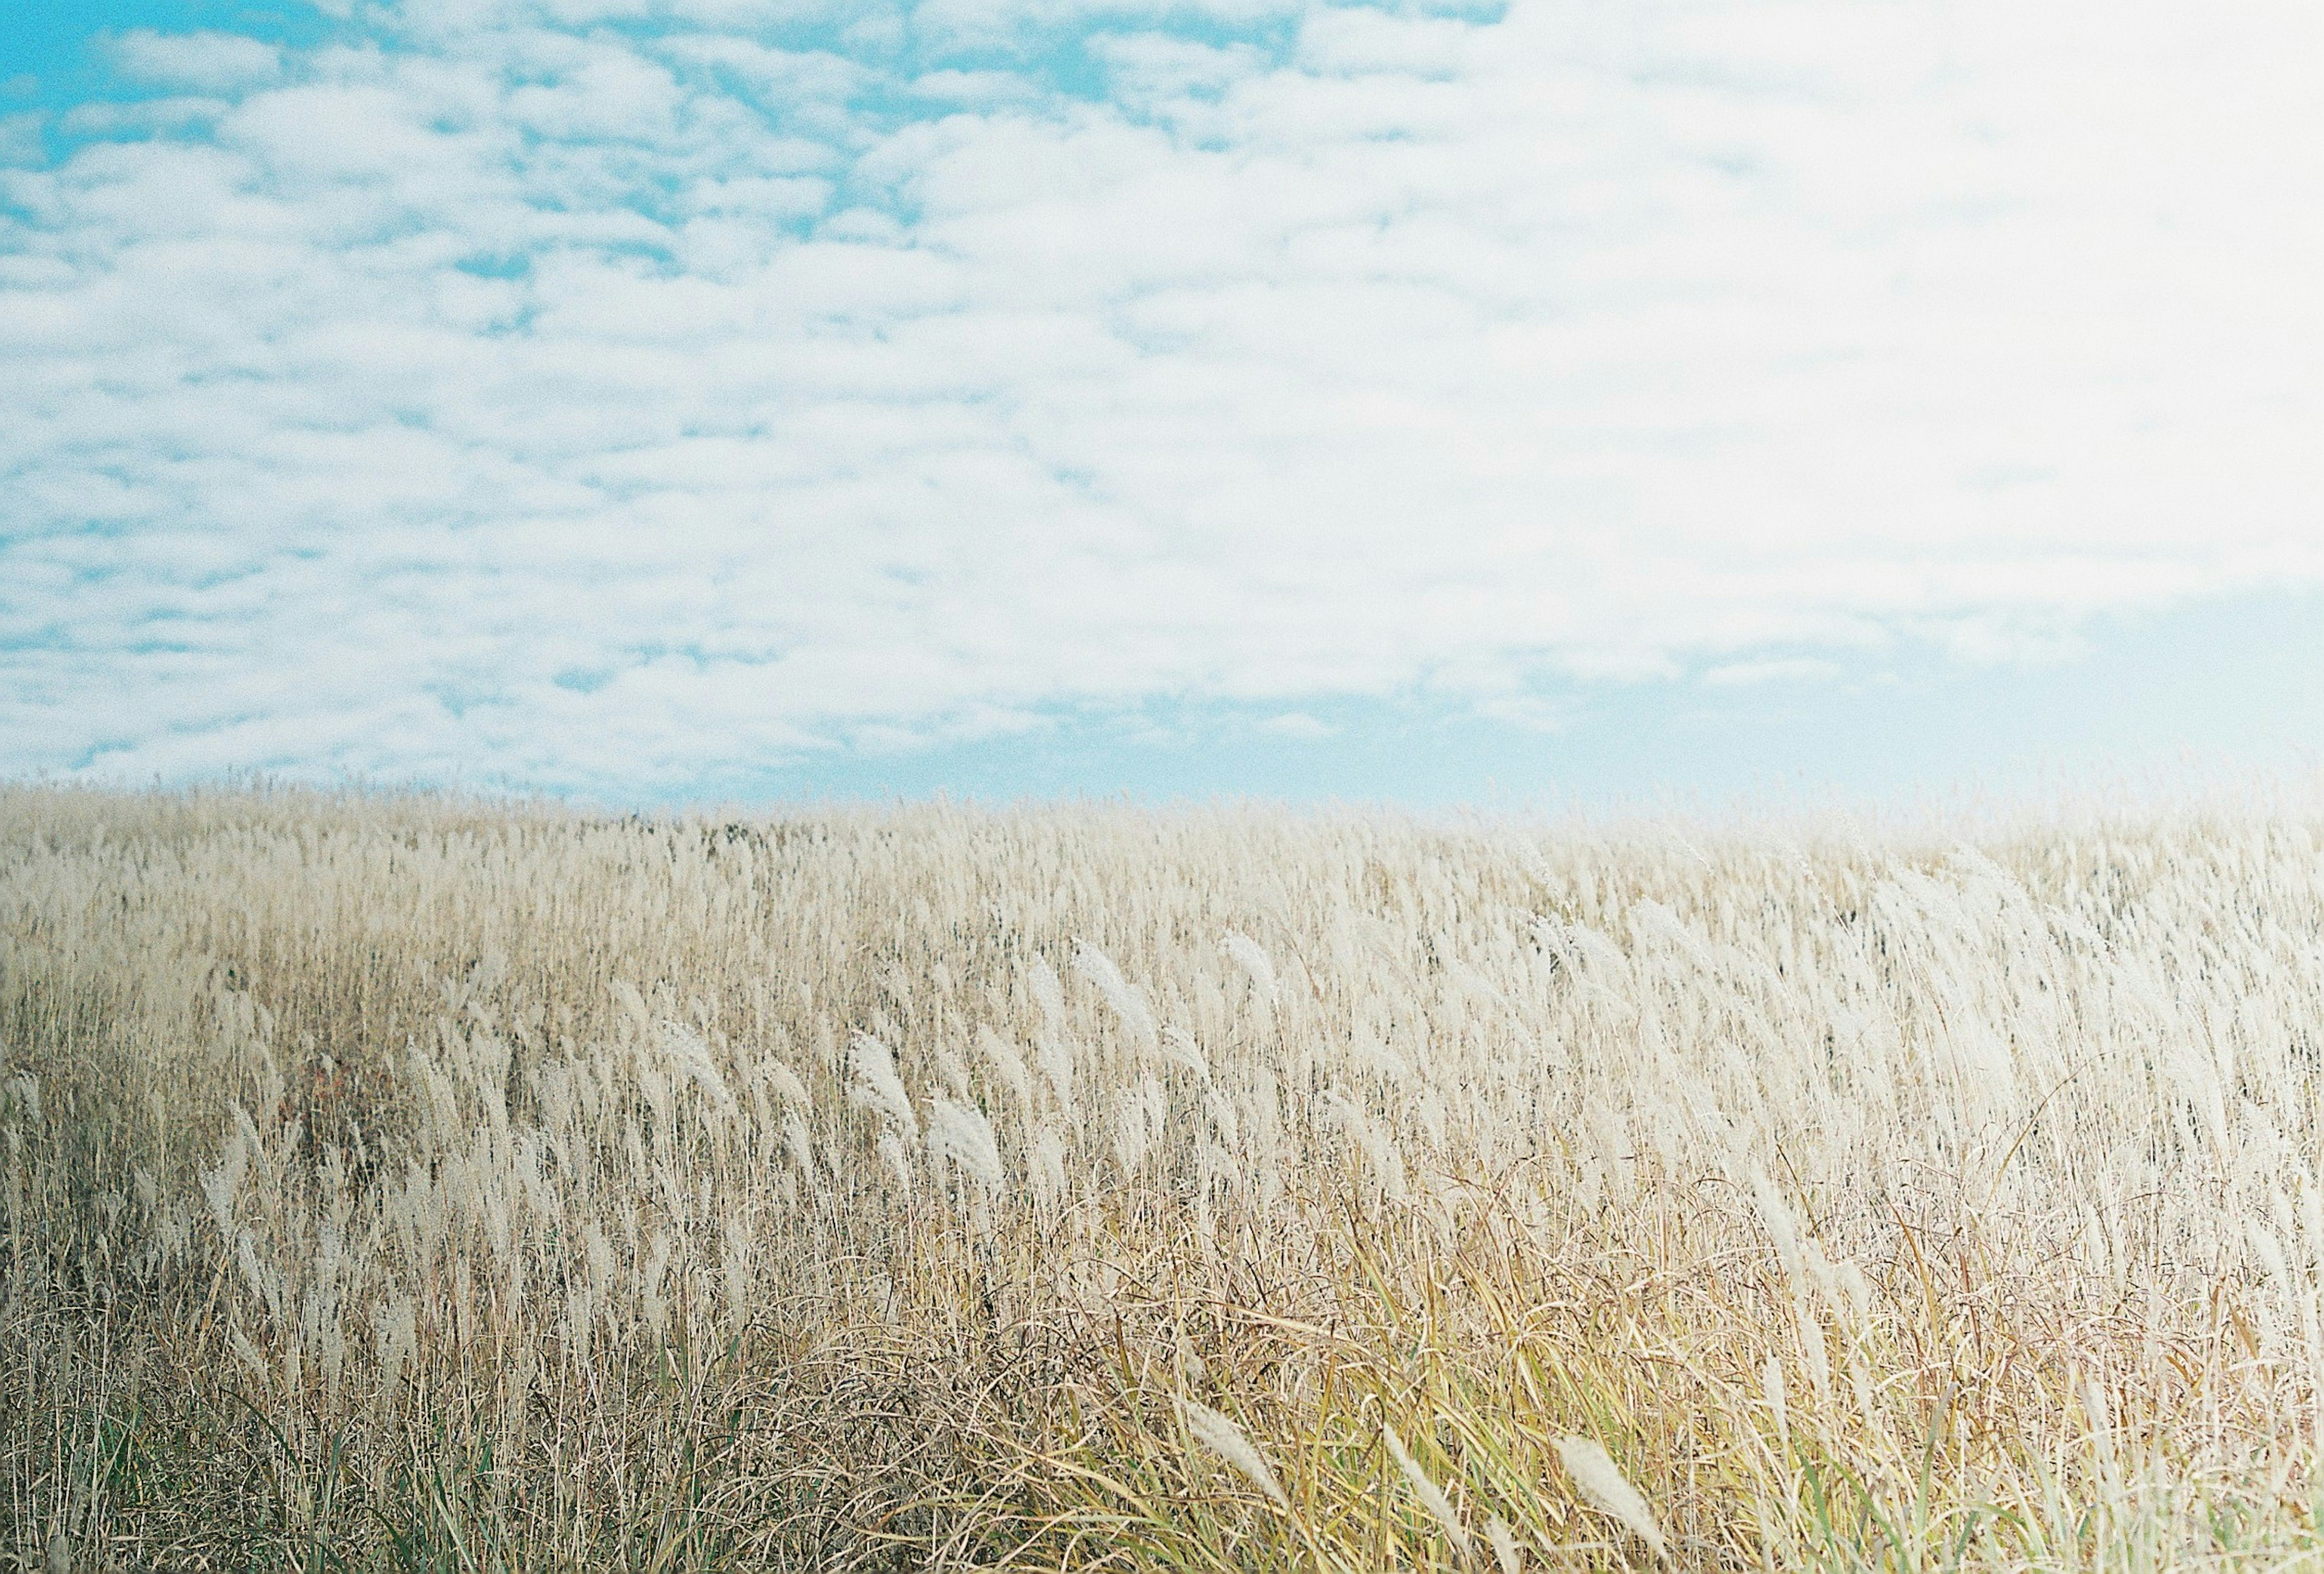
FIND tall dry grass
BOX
[5,782,2324,1569]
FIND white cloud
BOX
[60,97,235,138]
[910,70,1042,106]
[0,112,41,166]
[1092,33,1265,105]
[1701,658,1842,688]
[3,0,2322,792]
[107,30,284,93]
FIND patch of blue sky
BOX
[69,739,143,771]
[0,0,1439,166]
[0,623,73,653]
[630,589,2324,813]
[452,252,533,280]
[2,1,339,150]
[0,0,1467,285]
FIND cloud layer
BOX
[4,0,2320,790]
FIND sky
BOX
[2,0,2320,809]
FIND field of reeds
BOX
[6,782,2324,1570]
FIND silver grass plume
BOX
[1350,1032,1414,1088]
[927,1098,1005,1191]
[1176,1397,1289,1509]
[1554,1436,1666,1559]
[782,1110,816,1181]
[375,1296,418,1398]
[1114,1070,1167,1174]
[1750,1167,1804,1287]
[1220,930,1278,1003]
[1025,955,1066,1027]
[5,1072,41,1127]
[934,1041,973,1101]
[876,1130,916,1191]
[1034,1030,1076,1119]
[847,1032,919,1141]
[659,1021,736,1112]
[1486,1515,1523,1574]
[1026,1125,1067,1212]
[1322,1090,1406,1199]
[609,979,652,1034]
[1158,1023,1211,1081]
[1204,1085,1240,1149]
[1073,939,1157,1050]
[758,1057,812,1111]
[200,1120,249,1242]
[1383,1422,1470,1555]
[1114,1099,1154,1175]
[974,1024,1033,1108]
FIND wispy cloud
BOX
[106,30,284,93]
[1700,658,1844,690]
[2,0,2319,792]
[1257,711,1334,739]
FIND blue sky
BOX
[2,0,2319,809]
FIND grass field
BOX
[6,782,2324,1570]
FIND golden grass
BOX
[5,781,2324,1569]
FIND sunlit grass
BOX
[5,782,2323,1569]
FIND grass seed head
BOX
[1486,1514,1523,1574]
[927,1098,1005,1192]
[1383,1422,1469,1555]
[1176,1398,1289,1510]
[847,1031,919,1139]
[1554,1435,1666,1559]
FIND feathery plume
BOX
[660,1021,736,1112]
[1114,1070,1166,1174]
[1323,1090,1406,1199]
[759,1056,812,1110]
[1074,939,1157,1050]
[1221,930,1278,1002]
[1350,1031,1414,1087]
[1177,1398,1290,1509]
[782,1110,817,1182]
[1751,1167,1805,1286]
[1025,955,1066,1027]
[1486,1515,1523,1574]
[200,1122,249,1241]
[1384,1423,1470,1555]
[1554,1436,1666,1559]
[848,1032,919,1140]
[1114,1099,1154,1174]
[876,1130,916,1191]
[609,979,651,1034]
[934,1041,974,1101]
[1035,1031,1077,1119]
[927,1098,1005,1191]
[1026,1125,1068,1212]
[974,1024,1033,1108]
[1158,1022,1212,1081]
